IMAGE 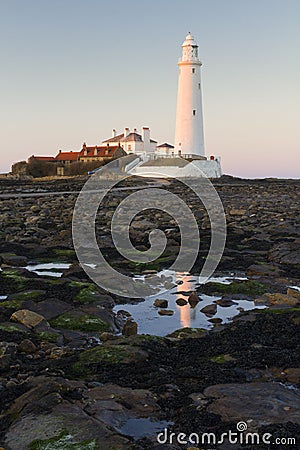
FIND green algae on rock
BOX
[201,280,267,296]
[36,331,60,343]
[210,353,236,363]
[29,430,96,450]
[167,327,207,339]
[1,270,32,291]
[0,323,29,334]
[50,311,110,333]
[52,249,76,260]
[73,285,101,304]
[73,343,149,375]
[0,269,51,293]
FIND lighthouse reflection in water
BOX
[176,272,195,328]
[113,270,264,336]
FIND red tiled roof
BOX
[55,151,80,161]
[80,146,123,158]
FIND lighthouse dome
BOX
[182,33,198,47]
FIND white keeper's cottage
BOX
[103,127,157,157]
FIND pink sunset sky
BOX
[0,0,299,178]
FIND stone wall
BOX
[130,159,222,178]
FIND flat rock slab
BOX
[4,402,130,450]
[287,288,300,300]
[10,309,48,329]
[216,299,238,307]
[263,293,300,306]
[82,383,160,428]
[22,298,72,320]
[4,377,159,450]
[204,382,300,425]
[246,264,280,277]
[0,253,28,266]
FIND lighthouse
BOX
[128,33,222,178]
[174,33,205,157]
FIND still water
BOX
[25,262,71,277]
[114,271,266,336]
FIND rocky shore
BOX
[0,175,299,449]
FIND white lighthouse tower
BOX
[174,33,205,157]
[128,33,222,178]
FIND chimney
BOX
[134,128,137,133]
[124,127,130,138]
[83,142,87,156]
[112,129,117,137]
[142,127,150,149]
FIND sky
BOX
[0,0,299,178]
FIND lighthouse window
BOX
[192,68,195,73]
[193,110,196,115]
[198,83,201,89]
